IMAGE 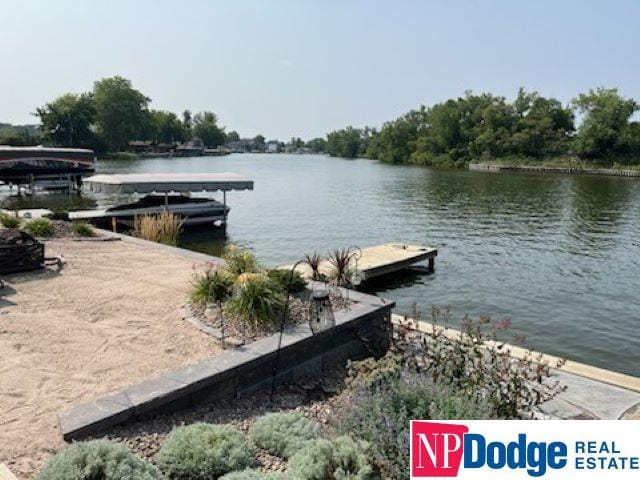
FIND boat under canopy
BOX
[0,146,95,183]
[71,173,253,228]
[82,173,253,194]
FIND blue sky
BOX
[2,0,639,139]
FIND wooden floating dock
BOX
[281,243,437,281]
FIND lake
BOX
[6,153,640,375]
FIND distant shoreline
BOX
[469,162,640,178]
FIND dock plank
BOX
[280,243,437,281]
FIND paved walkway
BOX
[540,370,640,420]
[391,314,640,420]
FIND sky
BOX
[2,0,640,139]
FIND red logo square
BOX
[411,421,468,478]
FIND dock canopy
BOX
[82,173,254,194]
[0,146,95,182]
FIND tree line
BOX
[326,88,640,167]
[29,76,230,153]
[1,75,328,155]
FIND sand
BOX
[0,237,220,478]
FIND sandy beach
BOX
[0,237,220,478]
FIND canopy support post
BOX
[223,191,227,228]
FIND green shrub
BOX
[223,244,261,277]
[24,218,54,237]
[191,267,234,307]
[393,311,566,419]
[338,372,492,479]
[71,221,96,237]
[0,213,20,228]
[266,269,307,294]
[287,436,376,480]
[37,440,160,480]
[227,274,283,328]
[250,412,319,458]
[155,423,254,479]
[220,469,290,480]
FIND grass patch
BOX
[134,211,184,246]
[0,212,21,228]
[226,273,283,328]
[71,220,96,237]
[24,218,54,237]
[222,244,261,277]
[190,267,234,307]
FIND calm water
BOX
[6,154,640,375]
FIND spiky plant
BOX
[0,213,20,229]
[24,218,54,237]
[328,247,354,286]
[71,220,96,237]
[227,274,283,329]
[190,267,234,307]
[222,244,261,278]
[267,268,307,294]
[304,251,324,281]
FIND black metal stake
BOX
[270,260,304,401]
[219,299,225,348]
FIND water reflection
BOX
[0,191,97,211]
[567,176,635,252]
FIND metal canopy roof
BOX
[0,146,94,154]
[83,173,253,194]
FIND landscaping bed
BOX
[101,373,348,474]
[41,313,568,480]
[0,212,99,239]
[185,290,352,345]
[183,246,356,346]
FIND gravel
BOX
[99,370,350,473]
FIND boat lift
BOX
[71,173,254,230]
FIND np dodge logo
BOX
[411,422,469,477]
[410,421,640,479]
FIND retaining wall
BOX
[58,287,393,440]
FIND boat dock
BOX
[281,243,437,281]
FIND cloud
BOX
[279,59,294,68]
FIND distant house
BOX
[128,140,154,153]
[175,140,204,157]
[225,139,256,153]
[266,141,279,153]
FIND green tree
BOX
[305,137,326,153]
[149,110,186,144]
[93,76,151,151]
[192,111,225,147]
[226,130,240,142]
[367,109,426,164]
[509,88,574,158]
[572,87,638,162]
[410,98,471,166]
[35,93,96,148]
[289,137,304,149]
[253,134,266,149]
[0,127,42,146]
[326,126,366,158]
[182,109,192,140]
